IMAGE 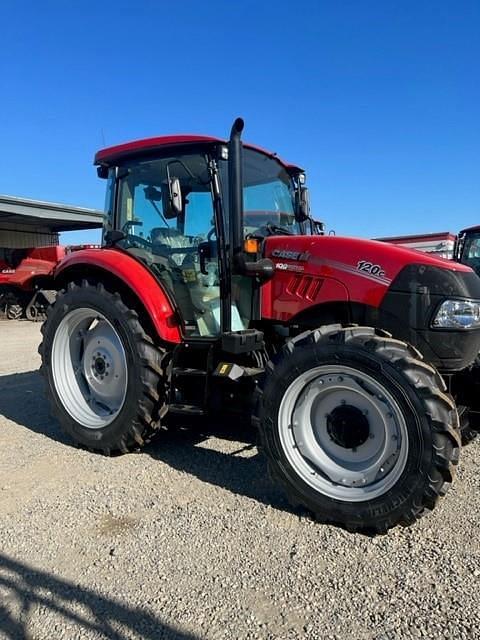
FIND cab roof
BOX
[460,224,480,235]
[94,135,303,173]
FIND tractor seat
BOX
[151,227,198,266]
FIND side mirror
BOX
[312,219,325,235]
[162,177,183,219]
[295,186,310,222]
[97,165,109,179]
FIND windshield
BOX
[242,149,302,237]
[461,232,480,275]
[116,153,214,247]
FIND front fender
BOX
[55,248,182,344]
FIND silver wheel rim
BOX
[51,308,128,429]
[278,365,409,502]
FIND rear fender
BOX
[54,249,182,344]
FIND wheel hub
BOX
[326,404,370,450]
[51,308,128,429]
[94,356,106,376]
[91,352,110,380]
[278,365,409,501]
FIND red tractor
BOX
[446,224,480,442]
[0,244,99,320]
[0,245,64,320]
[40,120,480,533]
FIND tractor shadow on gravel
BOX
[0,369,298,520]
[145,416,295,516]
[0,552,200,640]
[0,369,71,444]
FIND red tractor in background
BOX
[0,245,64,320]
[40,119,480,533]
[447,225,480,442]
[0,244,99,320]
[378,227,480,443]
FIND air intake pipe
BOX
[228,118,274,280]
[228,117,245,272]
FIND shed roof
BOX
[0,194,104,232]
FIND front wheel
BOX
[39,280,167,454]
[255,326,460,533]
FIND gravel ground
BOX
[0,320,479,640]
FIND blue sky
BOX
[1,1,479,244]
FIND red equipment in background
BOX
[0,245,99,320]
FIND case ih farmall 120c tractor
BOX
[40,120,480,533]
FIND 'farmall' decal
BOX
[275,262,305,273]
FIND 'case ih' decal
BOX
[271,249,310,261]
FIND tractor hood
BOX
[264,234,471,289]
[262,234,480,372]
[262,234,480,315]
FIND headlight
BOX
[432,299,480,329]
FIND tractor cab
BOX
[95,122,311,338]
[456,225,480,276]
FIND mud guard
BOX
[54,248,182,344]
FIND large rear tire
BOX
[39,280,167,454]
[254,325,460,533]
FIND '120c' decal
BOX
[356,260,386,278]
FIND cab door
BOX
[115,153,224,337]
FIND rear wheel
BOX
[255,325,460,533]
[6,303,23,320]
[39,280,167,453]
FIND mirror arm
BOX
[236,255,275,282]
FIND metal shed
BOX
[0,194,103,248]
